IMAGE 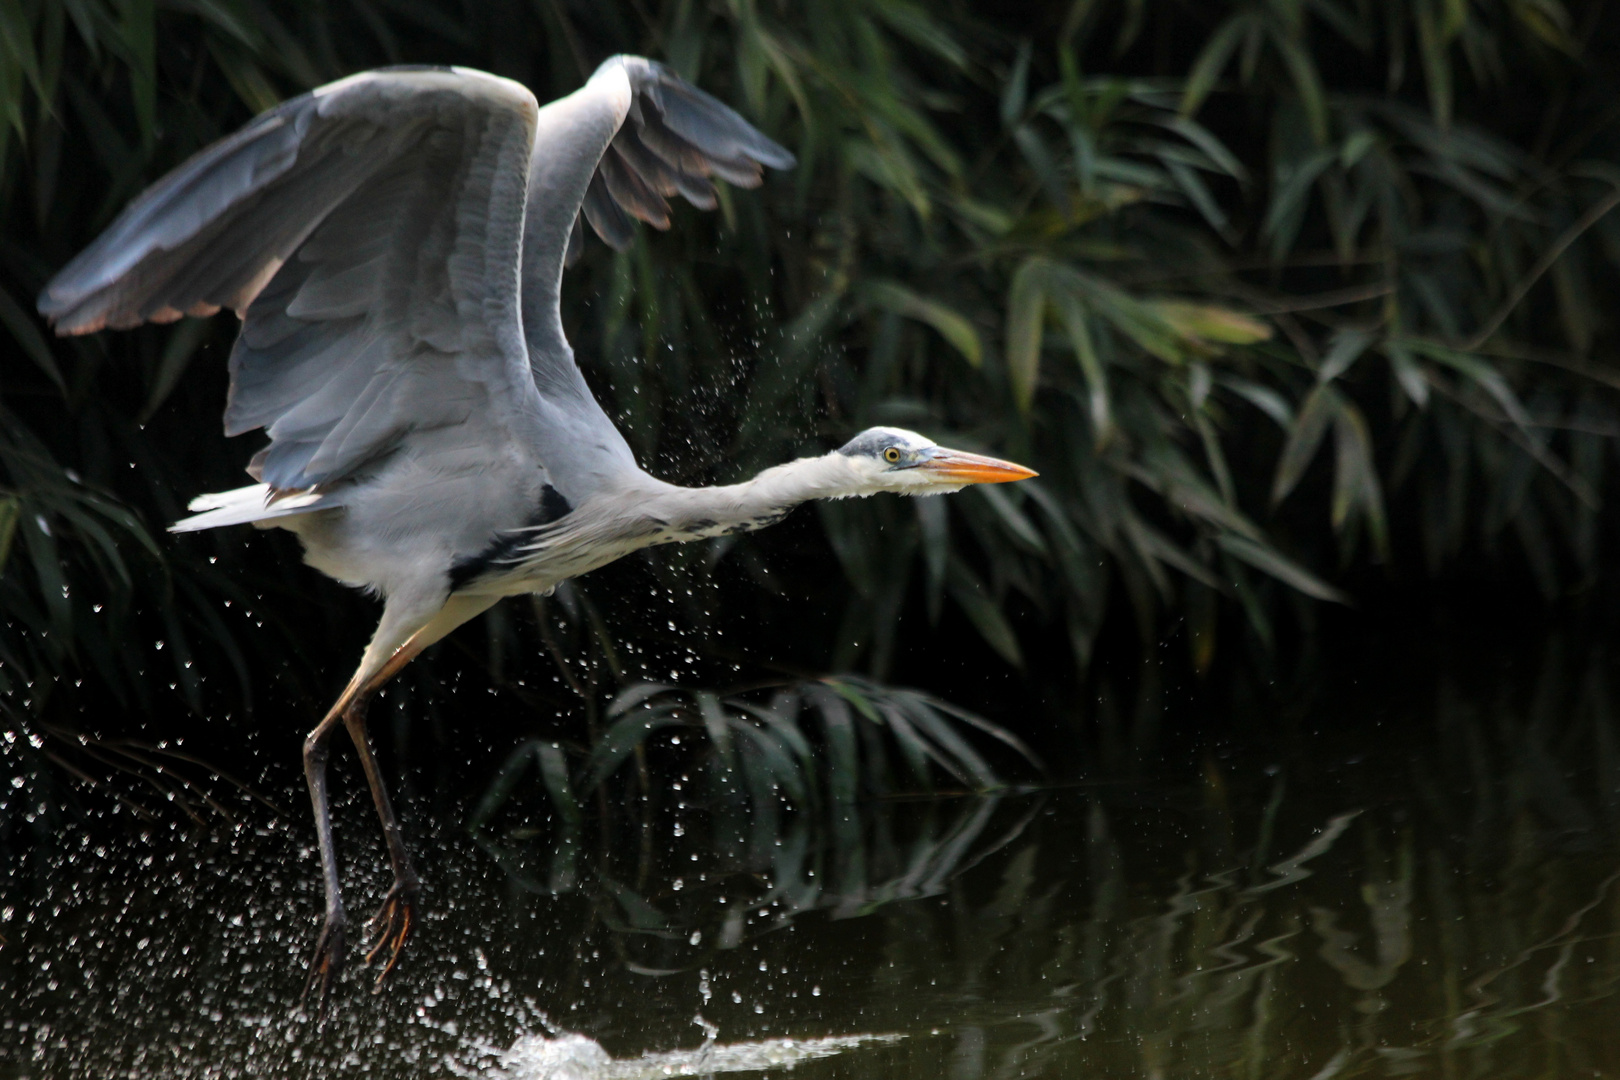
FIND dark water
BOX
[5,635,1620,1078]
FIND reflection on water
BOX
[6,641,1620,1078]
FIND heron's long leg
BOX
[335,594,501,988]
[301,677,367,1009]
[341,658,421,986]
[298,591,452,1011]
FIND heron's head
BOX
[834,427,1037,495]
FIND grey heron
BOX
[37,56,1036,999]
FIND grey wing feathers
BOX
[519,55,793,400]
[39,57,792,510]
[38,105,345,333]
[509,55,794,501]
[581,57,795,256]
[40,67,541,491]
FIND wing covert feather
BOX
[40,67,544,492]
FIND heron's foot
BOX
[363,880,418,989]
[302,913,346,1017]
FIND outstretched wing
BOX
[39,67,541,492]
[514,56,795,499]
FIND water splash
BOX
[489,1030,902,1079]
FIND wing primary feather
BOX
[608,131,684,197]
[635,62,795,170]
[537,55,794,267]
[631,120,720,177]
[582,174,637,250]
[599,146,672,227]
[611,129,717,209]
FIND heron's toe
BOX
[302,914,346,1018]
[364,882,418,990]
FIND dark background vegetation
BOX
[6,0,1620,848]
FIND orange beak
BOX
[918,448,1038,485]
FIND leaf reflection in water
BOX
[8,635,1620,1079]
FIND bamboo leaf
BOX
[141,317,212,421]
[537,742,581,831]
[915,495,947,620]
[1181,16,1250,117]
[0,285,64,392]
[1155,113,1248,180]
[808,684,860,804]
[1217,534,1349,603]
[923,692,1044,770]
[1053,290,1113,445]
[583,709,684,791]
[1001,39,1032,127]
[0,496,19,574]
[470,739,538,831]
[20,509,70,645]
[860,279,982,366]
[731,720,808,803]
[1150,300,1272,345]
[872,2,967,69]
[1221,376,1294,427]
[1383,341,1431,408]
[874,703,938,788]
[1410,341,1532,427]
[697,690,736,772]
[1268,25,1330,144]
[1414,2,1453,128]
[1332,401,1390,558]
[1121,514,1223,592]
[1318,328,1374,382]
[974,483,1048,554]
[1005,256,1049,410]
[902,700,1001,790]
[735,699,815,770]
[1272,383,1339,504]
[946,558,1024,667]
[607,682,675,717]
[1263,148,1336,258]
[118,0,157,143]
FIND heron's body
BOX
[38,56,1034,1005]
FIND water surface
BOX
[5,641,1620,1078]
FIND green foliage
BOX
[471,675,1040,834]
[3,0,1620,732]
[446,638,1620,1080]
[0,412,160,710]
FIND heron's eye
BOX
[883,447,902,464]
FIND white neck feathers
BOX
[641,452,869,539]
[489,452,883,593]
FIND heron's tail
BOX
[170,483,336,532]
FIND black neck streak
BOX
[448,483,573,592]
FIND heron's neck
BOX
[642,452,868,540]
